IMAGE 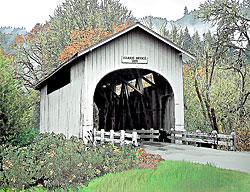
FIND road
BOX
[141,142,250,175]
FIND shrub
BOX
[0,132,164,191]
[236,127,250,151]
[0,132,151,191]
[0,53,38,147]
[134,148,163,170]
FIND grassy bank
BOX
[85,161,250,192]
[2,160,250,191]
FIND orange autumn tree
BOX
[14,35,24,44]
[58,23,129,63]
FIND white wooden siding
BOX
[40,28,185,141]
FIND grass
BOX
[85,161,250,192]
[2,160,250,192]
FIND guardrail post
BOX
[195,129,201,147]
[132,131,138,146]
[120,130,125,146]
[110,129,114,146]
[182,131,187,145]
[150,128,154,142]
[101,129,105,145]
[93,128,97,146]
[211,130,217,149]
[141,128,145,141]
[231,132,237,151]
[171,128,175,143]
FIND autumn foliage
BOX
[14,35,24,44]
[0,48,4,55]
[58,23,130,63]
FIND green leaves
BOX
[0,53,38,147]
[13,0,136,90]
[0,133,142,191]
[181,0,250,133]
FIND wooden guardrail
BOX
[126,128,160,141]
[93,128,140,146]
[168,129,237,151]
[93,128,237,150]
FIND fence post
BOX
[132,131,138,146]
[120,130,125,146]
[211,130,217,149]
[171,128,175,143]
[182,131,187,145]
[110,129,114,146]
[101,129,105,145]
[150,128,154,142]
[141,128,145,141]
[195,129,201,147]
[231,132,237,151]
[93,128,97,146]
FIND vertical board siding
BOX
[40,60,85,138]
[83,28,185,133]
[40,86,46,132]
[40,28,186,139]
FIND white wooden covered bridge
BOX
[35,22,195,143]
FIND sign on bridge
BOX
[121,56,148,64]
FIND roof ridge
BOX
[34,22,195,90]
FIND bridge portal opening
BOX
[93,68,174,136]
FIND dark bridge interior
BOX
[93,68,174,132]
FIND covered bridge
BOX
[35,22,195,142]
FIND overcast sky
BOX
[0,0,206,31]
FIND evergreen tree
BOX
[178,29,184,47]
[191,31,201,54]
[169,24,178,43]
[184,6,188,16]
[183,27,192,51]
[159,20,167,36]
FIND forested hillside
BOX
[139,10,214,36]
[0,27,26,54]
[0,7,213,56]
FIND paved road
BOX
[141,142,250,175]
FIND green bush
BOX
[0,53,38,147]
[236,126,250,151]
[1,132,159,191]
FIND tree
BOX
[12,0,136,89]
[12,23,50,89]
[0,53,38,147]
[45,0,136,66]
[58,22,130,62]
[159,20,167,37]
[184,6,189,16]
[183,27,192,51]
[169,24,179,43]
[197,0,250,127]
[141,16,153,29]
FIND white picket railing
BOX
[93,128,140,146]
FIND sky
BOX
[0,0,206,31]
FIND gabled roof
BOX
[34,22,195,90]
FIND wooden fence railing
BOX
[127,128,236,150]
[168,129,237,151]
[92,128,237,150]
[126,128,160,141]
[93,128,140,146]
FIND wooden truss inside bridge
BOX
[94,69,175,133]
